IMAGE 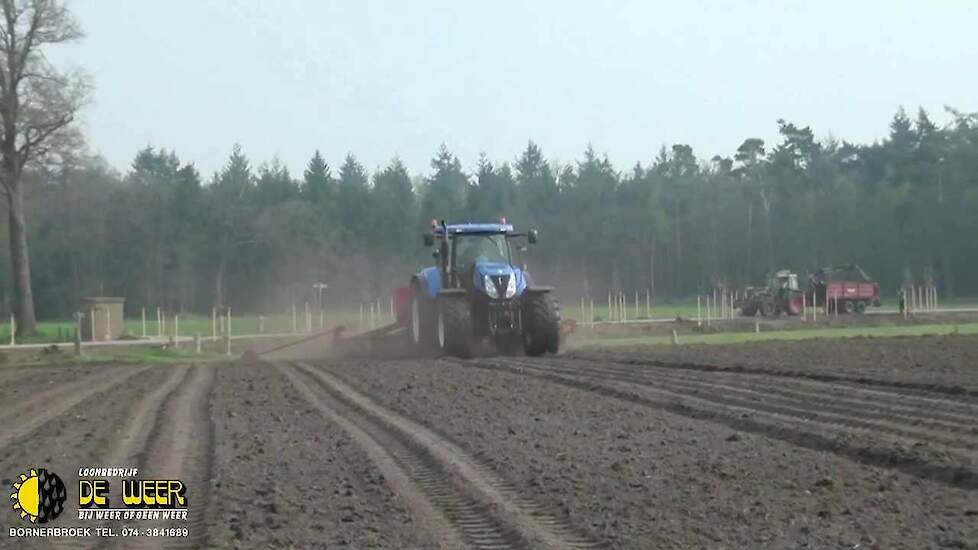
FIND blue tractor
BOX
[409,220,560,358]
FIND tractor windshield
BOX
[453,234,510,268]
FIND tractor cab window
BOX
[453,234,509,267]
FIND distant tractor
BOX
[808,264,881,314]
[407,220,560,358]
[737,270,805,317]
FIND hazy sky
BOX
[50,0,978,178]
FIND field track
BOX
[1,335,975,548]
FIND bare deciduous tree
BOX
[0,0,90,334]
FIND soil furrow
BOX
[573,351,978,398]
[294,361,604,549]
[517,357,978,445]
[463,358,978,491]
[120,365,216,549]
[584,356,978,426]
[0,365,149,451]
[280,364,472,549]
[589,355,978,416]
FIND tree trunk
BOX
[7,184,37,335]
[760,189,774,274]
[215,252,226,309]
[674,197,682,295]
[746,200,753,282]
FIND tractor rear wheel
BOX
[854,301,866,314]
[523,293,560,356]
[844,300,855,314]
[437,298,473,358]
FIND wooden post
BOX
[580,298,586,325]
[813,294,817,322]
[157,307,162,338]
[258,315,265,334]
[105,309,111,341]
[90,309,95,343]
[292,304,298,333]
[589,299,594,328]
[671,329,679,345]
[634,291,639,318]
[697,295,702,327]
[607,291,612,323]
[141,307,147,338]
[162,310,167,338]
[706,295,712,327]
[802,292,807,322]
[10,314,15,345]
[646,289,651,317]
[755,320,760,333]
[212,307,217,340]
[194,333,201,354]
[622,293,627,322]
[305,302,311,333]
[319,310,324,330]
[359,303,364,331]
[174,315,179,347]
[934,285,939,310]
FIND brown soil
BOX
[572,333,978,394]
[0,334,974,549]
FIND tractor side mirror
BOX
[423,234,435,247]
[527,229,538,244]
[432,249,440,259]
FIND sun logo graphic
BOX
[10,468,67,524]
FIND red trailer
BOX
[808,264,881,314]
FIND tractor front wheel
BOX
[437,298,473,358]
[523,293,560,356]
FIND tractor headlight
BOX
[505,274,517,298]
[484,274,499,298]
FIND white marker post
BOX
[226,307,232,356]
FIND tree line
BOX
[3,105,977,322]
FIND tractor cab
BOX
[772,270,799,291]
[422,221,537,295]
